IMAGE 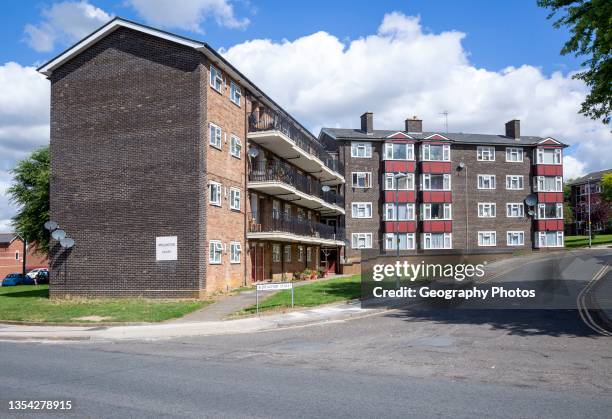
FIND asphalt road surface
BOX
[1,249,611,418]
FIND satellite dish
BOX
[248,148,260,158]
[322,185,331,192]
[60,237,75,249]
[44,220,58,231]
[525,194,537,206]
[52,229,66,240]
[458,162,465,169]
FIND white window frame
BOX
[297,245,304,262]
[351,233,373,249]
[477,174,496,190]
[536,231,564,248]
[230,242,242,264]
[478,231,497,247]
[209,181,221,206]
[383,173,415,191]
[421,173,451,191]
[209,240,223,264]
[478,203,497,218]
[351,202,372,219]
[384,233,416,250]
[352,172,372,188]
[505,175,524,190]
[506,231,525,246]
[422,233,452,249]
[384,203,416,221]
[210,65,223,92]
[209,122,222,149]
[534,176,563,192]
[284,245,292,263]
[350,142,372,158]
[230,187,241,211]
[505,147,523,162]
[272,244,281,263]
[306,247,312,262]
[230,135,242,158]
[383,142,414,160]
[421,203,452,220]
[535,148,562,165]
[506,203,525,218]
[536,203,563,220]
[230,82,241,106]
[477,146,495,161]
[272,200,281,220]
[421,143,450,161]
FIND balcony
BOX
[248,109,344,185]
[249,160,345,215]
[248,213,345,246]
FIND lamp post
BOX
[587,177,592,248]
[458,162,468,250]
[393,173,407,289]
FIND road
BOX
[1,249,611,418]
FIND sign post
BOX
[256,282,294,315]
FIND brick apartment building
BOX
[0,233,48,278]
[319,114,567,270]
[38,18,344,298]
[567,169,611,235]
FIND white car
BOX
[26,268,47,280]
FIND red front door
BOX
[251,243,264,282]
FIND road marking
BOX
[576,264,612,337]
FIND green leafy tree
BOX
[538,0,612,124]
[601,172,612,201]
[564,201,575,225]
[8,147,50,255]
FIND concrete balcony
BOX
[248,213,345,247]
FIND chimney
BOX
[505,119,520,139]
[405,116,422,133]
[360,112,373,134]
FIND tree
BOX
[564,201,575,225]
[8,147,50,255]
[601,172,612,202]
[538,0,612,124]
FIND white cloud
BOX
[222,11,611,174]
[126,0,249,32]
[23,1,112,52]
[563,155,586,180]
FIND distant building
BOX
[567,169,612,235]
[0,233,48,278]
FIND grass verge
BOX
[235,275,361,315]
[565,234,612,248]
[0,285,210,323]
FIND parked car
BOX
[1,273,35,286]
[26,268,48,280]
[35,270,49,285]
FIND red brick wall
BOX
[0,239,48,279]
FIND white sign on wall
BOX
[156,236,178,261]
[256,282,293,291]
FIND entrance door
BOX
[250,243,265,282]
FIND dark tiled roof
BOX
[567,169,612,185]
[320,128,566,146]
[0,233,16,244]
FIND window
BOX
[537,203,563,219]
[209,123,222,149]
[306,247,312,262]
[384,233,416,250]
[210,65,223,91]
[209,182,221,206]
[507,231,525,246]
[478,203,496,218]
[230,242,241,263]
[506,175,524,190]
[421,143,450,161]
[351,233,373,249]
[477,174,496,189]
[352,202,372,218]
[506,203,525,218]
[230,135,242,158]
[230,82,241,106]
[351,142,372,158]
[422,233,452,249]
[478,231,497,247]
[15,251,19,260]
[352,172,372,188]
[283,203,292,221]
[297,245,304,262]
[384,143,414,160]
[284,245,292,262]
[272,244,281,262]
[421,173,451,190]
[383,173,415,190]
[272,200,281,219]
[535,148,562,165]
[534,176,563,192]
[477,146,495,161]
[384,203,416,221]
[209,240,223,264]
[537,231,563,248]
[422,203,452,220]
[506,147,523,162]
[230,188,241,211]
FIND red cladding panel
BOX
[383,221,417,233]
[537,192,563,203]
[535,165,563,176]
[535,220,564,230]
[421,191,452,203]
[421,161,452,173]
[422,221,452,233]
[384,161,416,172]
[384,191,416,203]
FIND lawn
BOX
[565,234,612,248]
[236,275,362,315]
[0,285,210,323]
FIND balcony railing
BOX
[249,160,345,208]
[248,108,344,174]
[249,212,345,242]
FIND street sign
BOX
[256,282,294,314]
